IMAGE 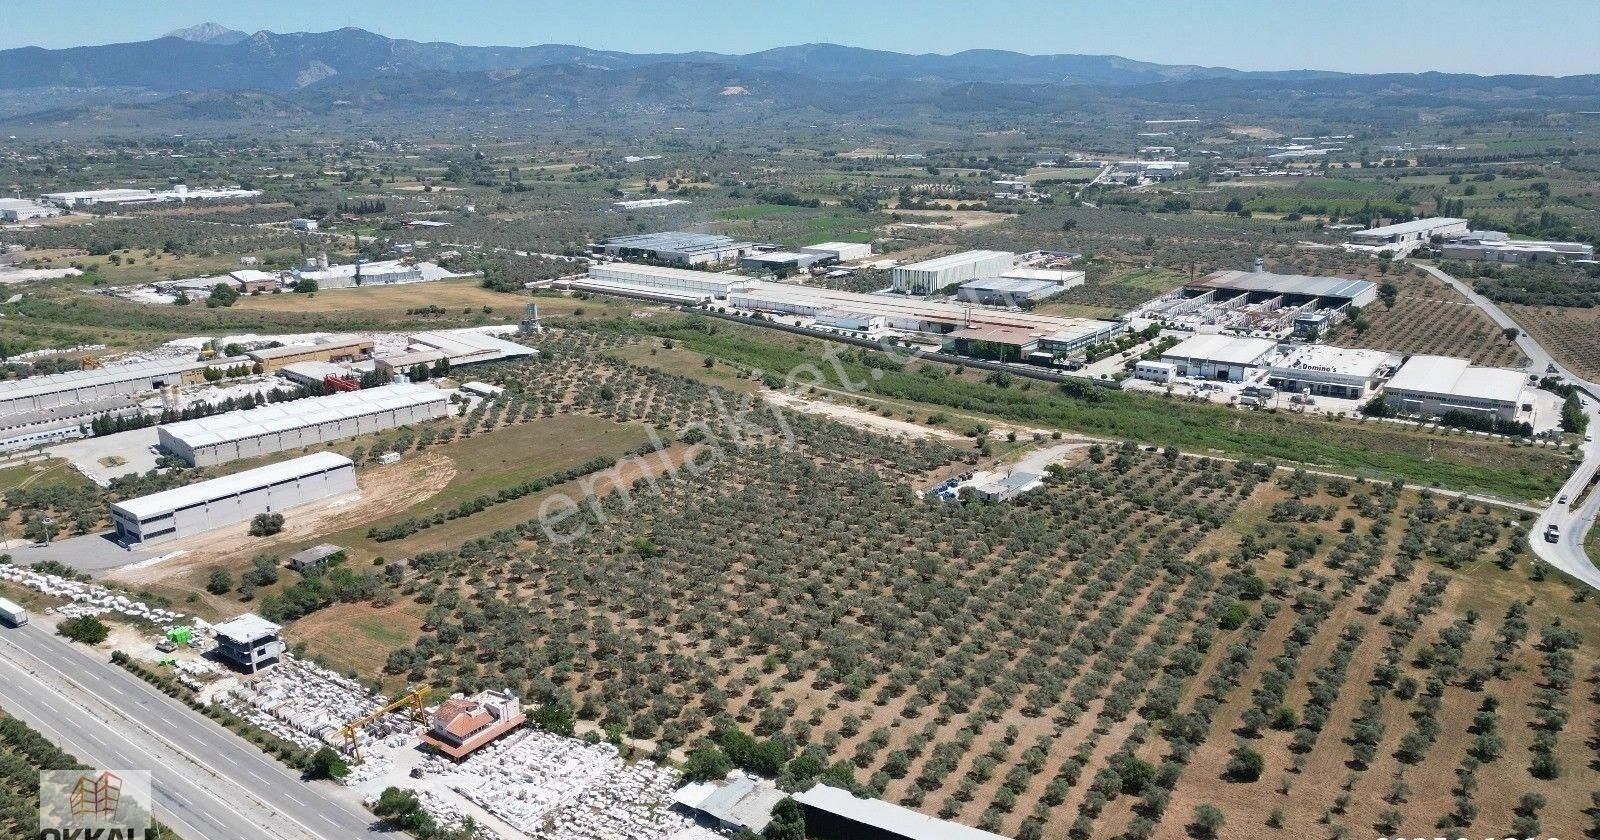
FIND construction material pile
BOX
[217,657,413,753]
[439,729,689,840]
[0,563,186,628]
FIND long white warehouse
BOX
[576,262,751,303]
[110,452,356,547]
[1382,355,1529,422]
[157,383,448,467]
[0,358,209,419]
[891,250,1015,294]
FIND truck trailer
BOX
[0,597,27,627]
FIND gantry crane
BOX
[339,686,428,762]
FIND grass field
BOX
[712,204,877,245]
[233,279,524,315]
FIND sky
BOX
[2,0,1597,76]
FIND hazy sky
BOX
[3,0,1597,76]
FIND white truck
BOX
[0,597,27,627]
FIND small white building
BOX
[289,218,319,232]
[110,452,357,546]
[1134,360,1177,384]
[1160,335,1278,382]
[212,613,286,673]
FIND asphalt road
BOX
[1415,262,1600,588]
[0,622,400,840]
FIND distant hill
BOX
[3,25,1598,131]
[163,23,249,46]
[0,26,1340,96]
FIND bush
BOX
[57,616,110,645]
[249,513,285,537]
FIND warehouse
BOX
[157,383,448,466]
[575,262,750,303]
[248,338,374,371]
[110,451,357,547]
[1160,334,1278,381]
[1138,266,1377,339]
[1382,355,1529,422]
[1440,231,1594,264]
[0,358,209,419]
[739,251,824,274]
[1266,345,1395,400]
[596,232,758,266]
[956,277,1067,306]
[405,330,536,366]
[800,241,873,263]
[0,397,141,452]
[891,250,1015,294]
[1349,217,1469,247]
[726,281,1122,355]
[0,198,61,222]
[793,784,1008,840]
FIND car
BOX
[1586,433,1594,443]
[1544,524,1561,543]
[1559,494,1569,505]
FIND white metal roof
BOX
[1355,218,1468,237]
[732,281,1115,342]
[112,451,353,520]
[248,337,371,361]
[792,785,1009,840]
[409,330,535,361]
[897,250,1014,272]
[1269,345,1393,378]
[1162,334,1278,366]
[1385,355,1527,404]
[159,384,445,448]
[1195,270,1375,302]
[213,612,281,643]
[0,358,208,404]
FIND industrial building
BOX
[1265,345,1395,400]
[40,186,262,207]
[1440,231,1594,263]
[157,383,448,466]
[1159,334,1279,381]
[248,338,374,371]
[0,198,61,222]
[793,784,1009,840]
[1349,217,1469,248]
[421,689,527,759]
[404,330,536,367]
[673,775,786,834]
[231,269,281,294]
[289,218,319,232]
[1382,355,1529,422]
[997,266,1086,286]
[1137,266,1377,339]
[0,397,141,452]
[595,232,758,266]
[800,242,873,263]
[725,281,1123,358]
[1111,160,1191,181]
[375,349,448,379]
[1134,360,1177,384]
[955,275,1078,306]
[212,613,286,674]
[574,262,751,303]
[739,251,824,274]
[291,259,425,290]
[0,358,209,419]
[891,250,1015,294]
[109,451,357,546]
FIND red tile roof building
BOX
[420,689,526,759]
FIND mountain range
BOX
[3,25,1597,129]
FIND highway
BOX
[1415,262,1600,589]
[0,622,400,840]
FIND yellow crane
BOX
[339,686,429,762]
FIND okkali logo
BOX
[39,768,153,839]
